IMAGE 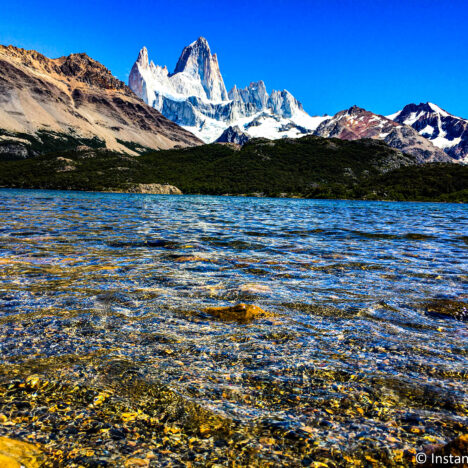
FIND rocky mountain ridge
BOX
[0,44,201,158]
[314,106,451,163]
[1,42,466,166]
[388,102,468,163]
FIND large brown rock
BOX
[0,436,43,468]
[203,303,271,322]
[125,183,182,195]
[424,299,467,321]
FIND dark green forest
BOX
[0,135,466,202]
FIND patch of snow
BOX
[403,112,421,126]
[386,110,401,120]
[289,111,329,131]
[182,117,227,143]
[431,135,462,150]
[428,102,451,118]
[420,125,435,137]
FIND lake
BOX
[0,189,466,466]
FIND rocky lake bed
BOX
[0,189,466,467]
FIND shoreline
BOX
[0,186,465,204]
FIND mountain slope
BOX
[314,106,451,163]
[388,103,468,163]
[0,45,201,158]
[128,37,328,142]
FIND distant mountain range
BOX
[0,45,201,159]
[313,106,451,163]
[129,37,467,163]
[0,39,466,166]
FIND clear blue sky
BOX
[1,0,467,118]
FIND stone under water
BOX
[0,437,43,468]
[202,303,271,321]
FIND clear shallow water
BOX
[0,189,467,466]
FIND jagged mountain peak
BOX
[54,52,130,91]
[171,37,227,101]
[174,37,211,70]
[268,89,304,117]
[389,102,461,122]
[249,80,266,90]
[349,105,365,111]
[136,46,149,68]
[426,102,452,116]
[189,36,210,48]
[271,89,291,97]
[174,39,211,73]
[229,80,267,95]
[216,125,250,145]
[342,105,369,115]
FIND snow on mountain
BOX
[314,106,451,163]
[128,37,327,143]
[387,103,468,162]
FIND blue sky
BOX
[1,0,467,118]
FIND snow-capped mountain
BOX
[128,37,328,142]
[387,103,468,163]
[314,106,451,163]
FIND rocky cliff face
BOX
[128,38,328,143]
[0,45,201,158]
[173,37,228,102]
[229,81,269,111]
[216,125,250,145]
[388,103,468,163]
[314,106,451,163]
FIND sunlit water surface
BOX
[0,189,467,466]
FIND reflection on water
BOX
[0,189,467,466]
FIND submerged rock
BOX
[174,255,210,262]
[421,433,468,467]
[238,283,271,294]
[424,299,468,321]
[0,436,43,468]
[203,303,271,322]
